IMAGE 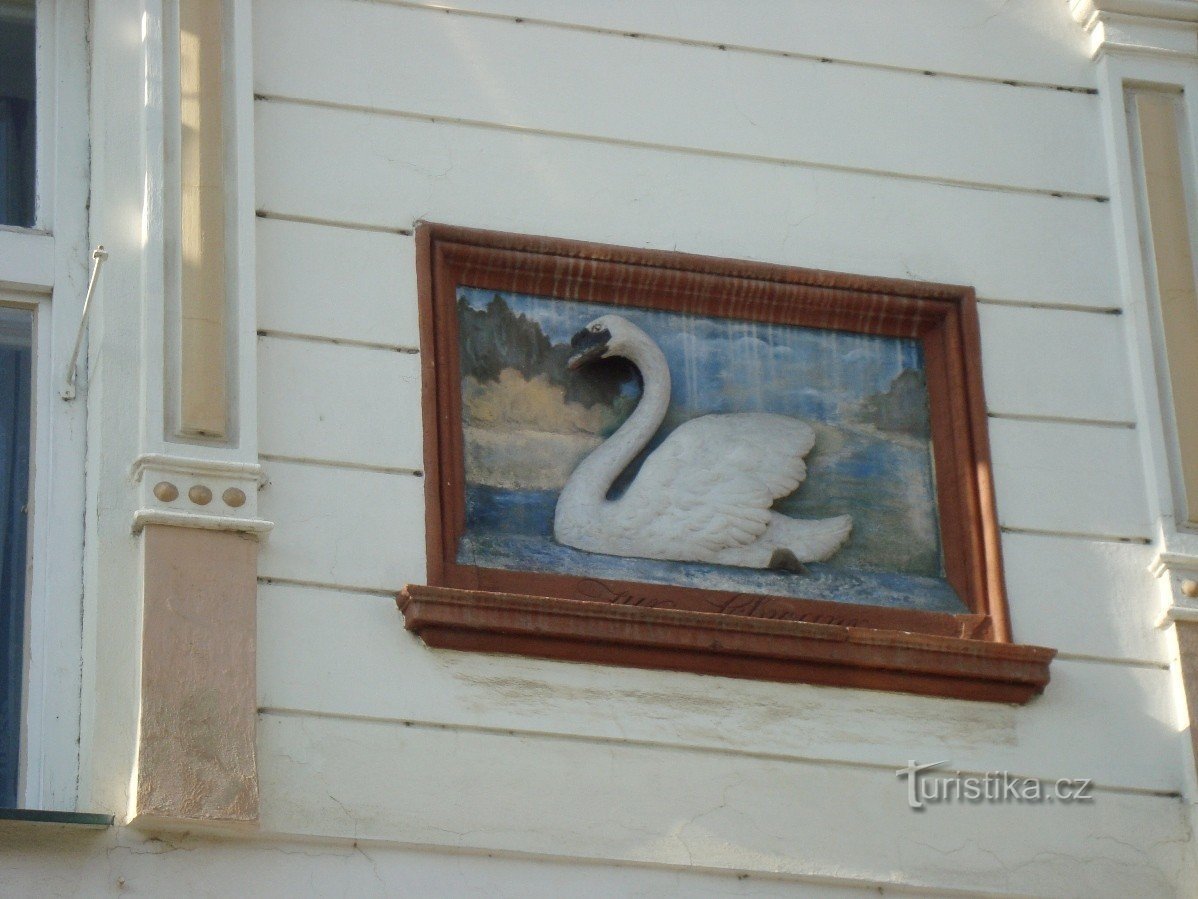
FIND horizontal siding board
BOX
[254,0,1105,196]
[257,712,1188,895]
[258,459,427,590]
[257,335,423,469]
[252,426,1150,608]
[978,305,1136,423]
[0,828,892,897]
[256,217,419,347]
[254,100,1121,310]
[253,231,1133,427]
[258,584,1182,792]
[254,454,1164,662]
[412,0,1096,89]
[988,418,1151,538]
[1002,533,1167,663]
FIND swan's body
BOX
[553,314,852,569]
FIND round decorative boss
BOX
[152,481,179,502]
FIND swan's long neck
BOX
[562,332,671,506]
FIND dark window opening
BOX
[0,306,32,807]
[0,1,36,228]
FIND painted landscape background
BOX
[455,287,966,613]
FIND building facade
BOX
[5,0,1198,895]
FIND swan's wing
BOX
[620,413,816,553]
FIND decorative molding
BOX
[130,453,272,535]
[131,510,273,535]
[1150,551,1198,624]
[399,585,1056,704]
[1072,0,1198,23]
[417,223,1014,645]
[130,453,264,480]
[1149,551,1198,578]
[1071,0,1198,59]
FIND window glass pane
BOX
[0,306,32,807]
[0,1,36,227]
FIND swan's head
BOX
[567,314,641,370]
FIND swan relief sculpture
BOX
[553,314,853,570]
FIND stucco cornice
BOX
[129,453,271,535]
[1071,0,1198,59]
[1072,0,1198,24]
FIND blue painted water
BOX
[459,485,968,613]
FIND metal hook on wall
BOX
[61,244,108,401]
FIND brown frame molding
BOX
[401,585,1053,704]
[402,223,1054,701]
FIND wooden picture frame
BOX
[399,224,1054,702]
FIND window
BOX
[0,0,88,812]
[0,1,37,805]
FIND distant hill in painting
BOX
[853,368,932,440]
[458,295,637,412]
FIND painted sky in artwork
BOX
[455,287,963,613]
[476,288,925,422]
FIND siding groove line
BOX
[259,453,423,477]
[253,94,1110,203]
[976,297,1122,315]
[238,822,1007,897]
[256,707,1180,798]
[355,0,1099,95]
[257,575,399,597]
[253,218,1125,316]
[260,415,1137,477]
[257,581,1166,670]
[257,329,419,354]
[255,216,1125,317]
[999,526,1151,545]
[1054,652,1168,670]
[255,208,414,235]
[986,412,1136,430]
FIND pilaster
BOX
[86,0,263,826]
[1078,0,1198,802]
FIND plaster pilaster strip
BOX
[128,0,262,825]
[135,524,259,822]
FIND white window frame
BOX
[0,0,88,811]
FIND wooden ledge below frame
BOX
[398,584,1055,704]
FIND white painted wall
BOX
[242,1,1198,895]
[5,1,1197,896]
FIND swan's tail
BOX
[768,512,853,565]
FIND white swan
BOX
[553,314,853,570]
